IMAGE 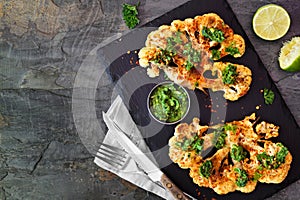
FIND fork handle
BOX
[161,174,192,200]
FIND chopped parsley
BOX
[166,37,178,53]
[257,152,275,169]
[191,138,204,153]
[224,124,237,133]
[213,125,235,149]
[225,44,240,56]
[182,42,201,71]
[173,31,183,44]
[257,165,263,171]
[211,49,221,60]
[222,64,237,84]
[263,88,275,105]
[200,160,213,178]
[234,168,248,187]
[156,32,202,71]
[185,60,194,71]
[176,135,204,154]
[178,139,191,151]
[276,143,289,164]
[202,27,225,43]
[231,144,248,162]
[180,138,193,151]
[183,44,201,63]
[152,49,175,65]
[256,143,289,169]
[253,172,262,181]
[122,2,140,29]
[214,127,227,149]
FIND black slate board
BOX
[99,0,300,199]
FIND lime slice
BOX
[278,37,300,72]
[252,4,290,41]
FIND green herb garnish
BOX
[234,168,248,187]
[263,88,275,105]
[152,49,175,65]
[122,2,140,29]
[257,152,275,169]
[222,64,237,84]
[166,38,177,53]
[181,139,193,151]
[253,172,262,181]
[202,27,225,43]
[190,50,201,63]
[276,143,289,164]
[182,42,201,70]
[176,135,204,154]
[179,136,196,151]
[161,33,202,71]
[224,124,237,133]
[257,165,263,171]
[256,143,289,169]
[185,60,194,71]
[173,31,183,43]
[214,128,227,149]
[211,49,221,60]
[225,44,240,56]
[231,144,247,162]
[165,32,183,53]
[200,160,213,178]
[191,138,204,153]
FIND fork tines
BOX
[93,142,128,168]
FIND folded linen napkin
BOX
[94,95,173,199]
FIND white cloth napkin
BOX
[94,95,173,199]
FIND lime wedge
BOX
[279,37,300,72]
[252,4,290,41]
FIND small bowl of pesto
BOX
[147,81,190,125]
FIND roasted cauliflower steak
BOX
[168,113,292,195]
[138,13,251,101]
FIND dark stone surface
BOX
[0,0,299,199]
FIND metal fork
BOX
[93,142,130,169]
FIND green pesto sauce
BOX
[149,83,189,123]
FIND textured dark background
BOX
[0,0,299,199]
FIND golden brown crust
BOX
[168,114,292,195]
